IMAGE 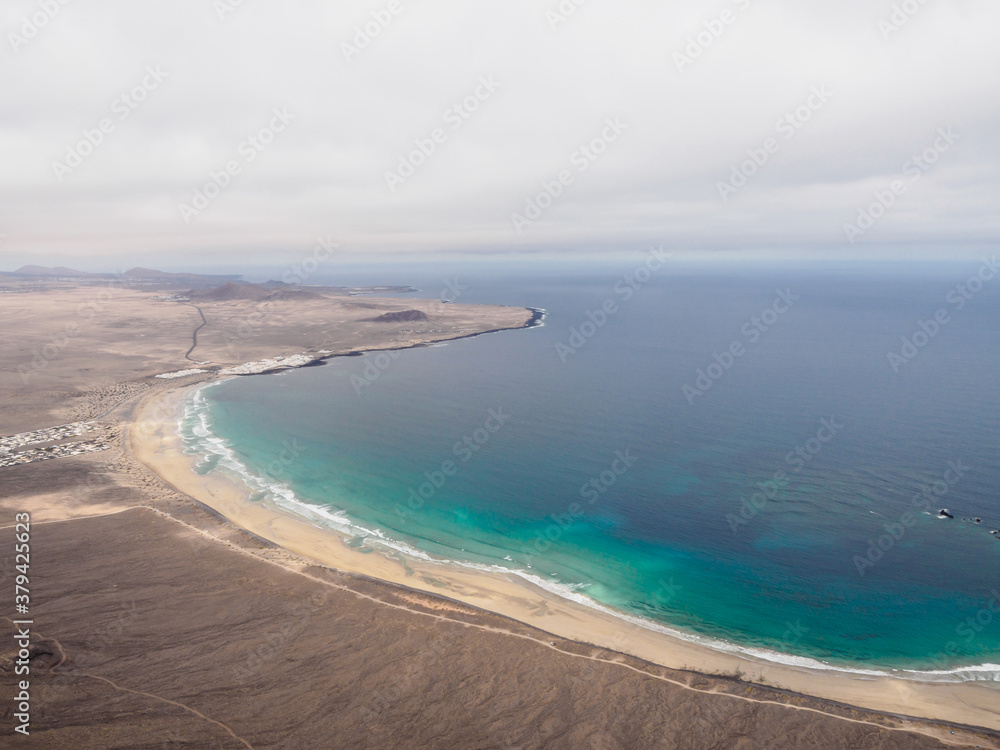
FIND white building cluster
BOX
[0,422,109,467]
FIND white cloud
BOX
[0,0,997,267]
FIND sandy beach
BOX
[132,380,1000,737]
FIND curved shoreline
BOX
[221,305,547,376]
[168,382,1000,682]
[129,380,1000,732]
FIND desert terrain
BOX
[0,271,996,749]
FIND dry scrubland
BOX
[0,283,529,431]
[0,280,996,749]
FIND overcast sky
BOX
[1,0,998,270]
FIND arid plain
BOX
[1,272,997,749]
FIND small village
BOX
[0,421,110,467]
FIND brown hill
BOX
[371,309,430,323]
[189,282,271,301]
[189,282,325,302]
[265,289,325,301]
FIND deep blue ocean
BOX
[179,256,1000,679]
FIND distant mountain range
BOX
[3,265,419,296]
[4,265,243,288]
[11,265,105,278]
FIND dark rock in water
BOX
[938,509,954,519]
[974,518,982,524]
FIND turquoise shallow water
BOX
[178,261,1000,680]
